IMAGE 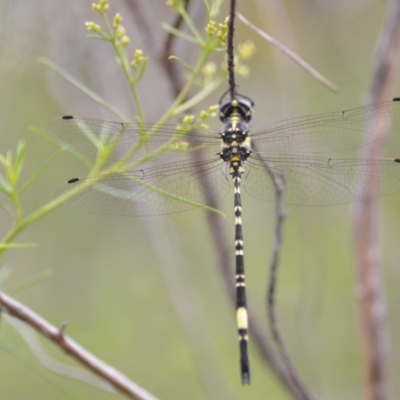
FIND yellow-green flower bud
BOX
[217,22,228,46]
[236,64,250,78]
[116,26,126,39]
[174,141,189,150]
[208,104,219,113]
[202,62,217,77]
[85,21,102,33]
[200,110,209,119]
[120,35,130,46]
[182,115,195,125]
[113,13,123,28]
[166,0,181,8]
[237,40,256,61]
[92,0,109,13]
[205,20,217,37]
[131,49,146,68]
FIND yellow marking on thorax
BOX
[230,155,241,162]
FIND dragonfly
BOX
[47,94,400,384]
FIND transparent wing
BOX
[46,116,221,162]
[47,100,400,161]
[55,156,231,216]
[243,155,400,206]
[49,99,400,213]
[251,99,400,154]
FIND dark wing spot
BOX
[62,115,74,120]
[393,97,400,102]
[67,177,80,184]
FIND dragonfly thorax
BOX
[220,123,251,164]
[219,99,252,166]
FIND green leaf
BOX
[168,56,194,73]
[14,141,26,183]
[172,74,225,116]
[0,335,76,398]
[0,173,12,196]
[0,264,14,285]
[134,57,148,84]
[10,268,53,295]
[0,242,35,249]
[20,148,66,194]
[208,0,224,18]
[0,153,6,166]
[161,23,198,44]
[126,173,225,217]
[38,57,130,121]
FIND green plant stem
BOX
[173,74,225,115]
[0,199,59,259]
[102,15,146,123]
[179,7,204,44]
[11,193,22,224]
[153,47,213,132]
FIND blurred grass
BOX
[1,1,400,399]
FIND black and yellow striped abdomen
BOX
[218,97,253,384]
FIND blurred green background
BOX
[1,1,400,399]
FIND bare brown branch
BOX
[159,0,189,95]
[254,144,318,400]
[0,291,159,400]
[354,1,400,399]
[236,12,337,93]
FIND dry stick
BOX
[253,144,318,400]
[159,0,188,95]
[236,12,337,94]
[354,1,400,399]
[0,291,159,400]
[227,0,236,99]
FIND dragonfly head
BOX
[219,97,254,124]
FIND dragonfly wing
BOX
[244,155,400,206]
[251,100,400,155]
[55,157,230,216]
[47,116,221,162]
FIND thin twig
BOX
[254,144,318,400]
[236,12,337,93]
[160,0,188,95]
[0,291,159,400]
[354,0,400,399]
[128,0,189,98]
[227,0,236,99]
